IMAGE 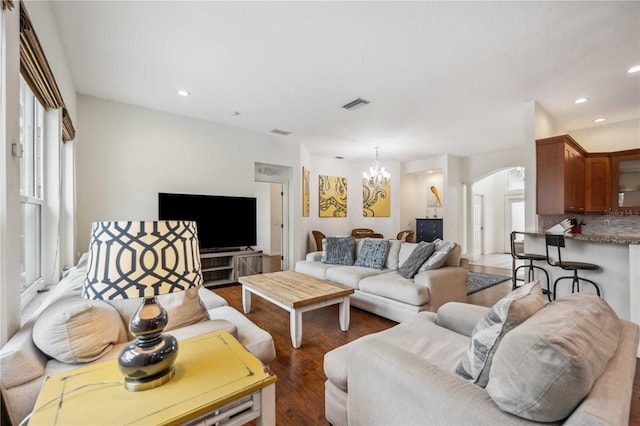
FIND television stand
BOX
[201,247,242,254]
[200,249,262,287]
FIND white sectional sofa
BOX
[295,238,469,323]
[324,284,640,425]
[0,256,276,425]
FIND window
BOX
[19,77,44,292]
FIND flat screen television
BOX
[158,192,257,252]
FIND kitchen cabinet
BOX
[585,156,611,213]
[611,151,640,211]
[536,135,586,214]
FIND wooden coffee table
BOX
[239,270,355,348]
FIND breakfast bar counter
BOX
[522,232,636,338]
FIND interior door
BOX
[504,196,525,252]
[472,194,484,258]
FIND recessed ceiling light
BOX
[594,118,606,123]
[177,90,190,97]
[627,65,640,73]
[574,98,588,104]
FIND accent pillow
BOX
[455,281,544,387]
[486,293,621,422]
[33,298,128,364]
[383,239,403,270]
[354,239,390,269]
[398,242,419,267]
[419,240,457,271]
[322,236,356,265]
[397,242,436,279]
[107,286,210,340]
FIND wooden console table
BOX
[29,330,276,425]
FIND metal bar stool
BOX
[544,234,601,299]
[510,231,552,301]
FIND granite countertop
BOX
[523,231,640,245]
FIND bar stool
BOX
[545,234,601,299]
[510,231,552,301]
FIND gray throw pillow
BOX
[419,240,456,271]
[322,236,356,265]
[397,242,435,279]
[354,239,390,269]
[486,293,621,422]
[455,281,544,387]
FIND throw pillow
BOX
[486,293,621,422]
[354,239,390,269]
[322,236,356,265]
[383,239,403,270]
[398,242,418,267]
[32,298,128,364]
[419,240,457,271]
[107,286,210,340]
[397,242,436,279]
[455,281,544,387]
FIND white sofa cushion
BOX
[383,239,402,270]
[487,293,621,422]
[326,265,388,289]
[359,272,430,306]
[106,286,210,340]
[419,240,457,271]
[295,259,335,279]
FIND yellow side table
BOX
[29,330,277,425]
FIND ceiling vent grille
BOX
[342,98,370,110]
[271,129,291,136]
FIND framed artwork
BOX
[302,167,310,217]
[319,175,347,217]
[363,179,390,217]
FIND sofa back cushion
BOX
[107,286,210,340]
[383,239,402,270]
[32,298,128,364]
[486,293,621,422]
[456,281,544,387]
[322,236,356,265]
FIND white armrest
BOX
[306,251,323,261]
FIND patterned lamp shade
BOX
[84,221,203,300]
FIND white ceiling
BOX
[49,1,640,161]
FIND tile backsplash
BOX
[538,214,640,237]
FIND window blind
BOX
[19,0,76,141]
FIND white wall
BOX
[1,3,21,346]
[270,183,282,255]
[75,95,303,261]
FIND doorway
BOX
[472,194,484,258]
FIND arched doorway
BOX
[468,167,525,269]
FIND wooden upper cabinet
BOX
[611,151,640,211]
[536,135,586,214]
[585,156,611,213]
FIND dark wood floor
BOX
[212,256,640,426]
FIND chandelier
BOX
[363,147,390,187]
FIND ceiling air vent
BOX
[342,98,370,110]
[271,129,291,136]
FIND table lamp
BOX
[83,220,203,391]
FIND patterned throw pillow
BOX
[419,240,456,271]
[354,239,390,269]
[455,281,544,387]
[397,242,436,279]
[322,236,356,265]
